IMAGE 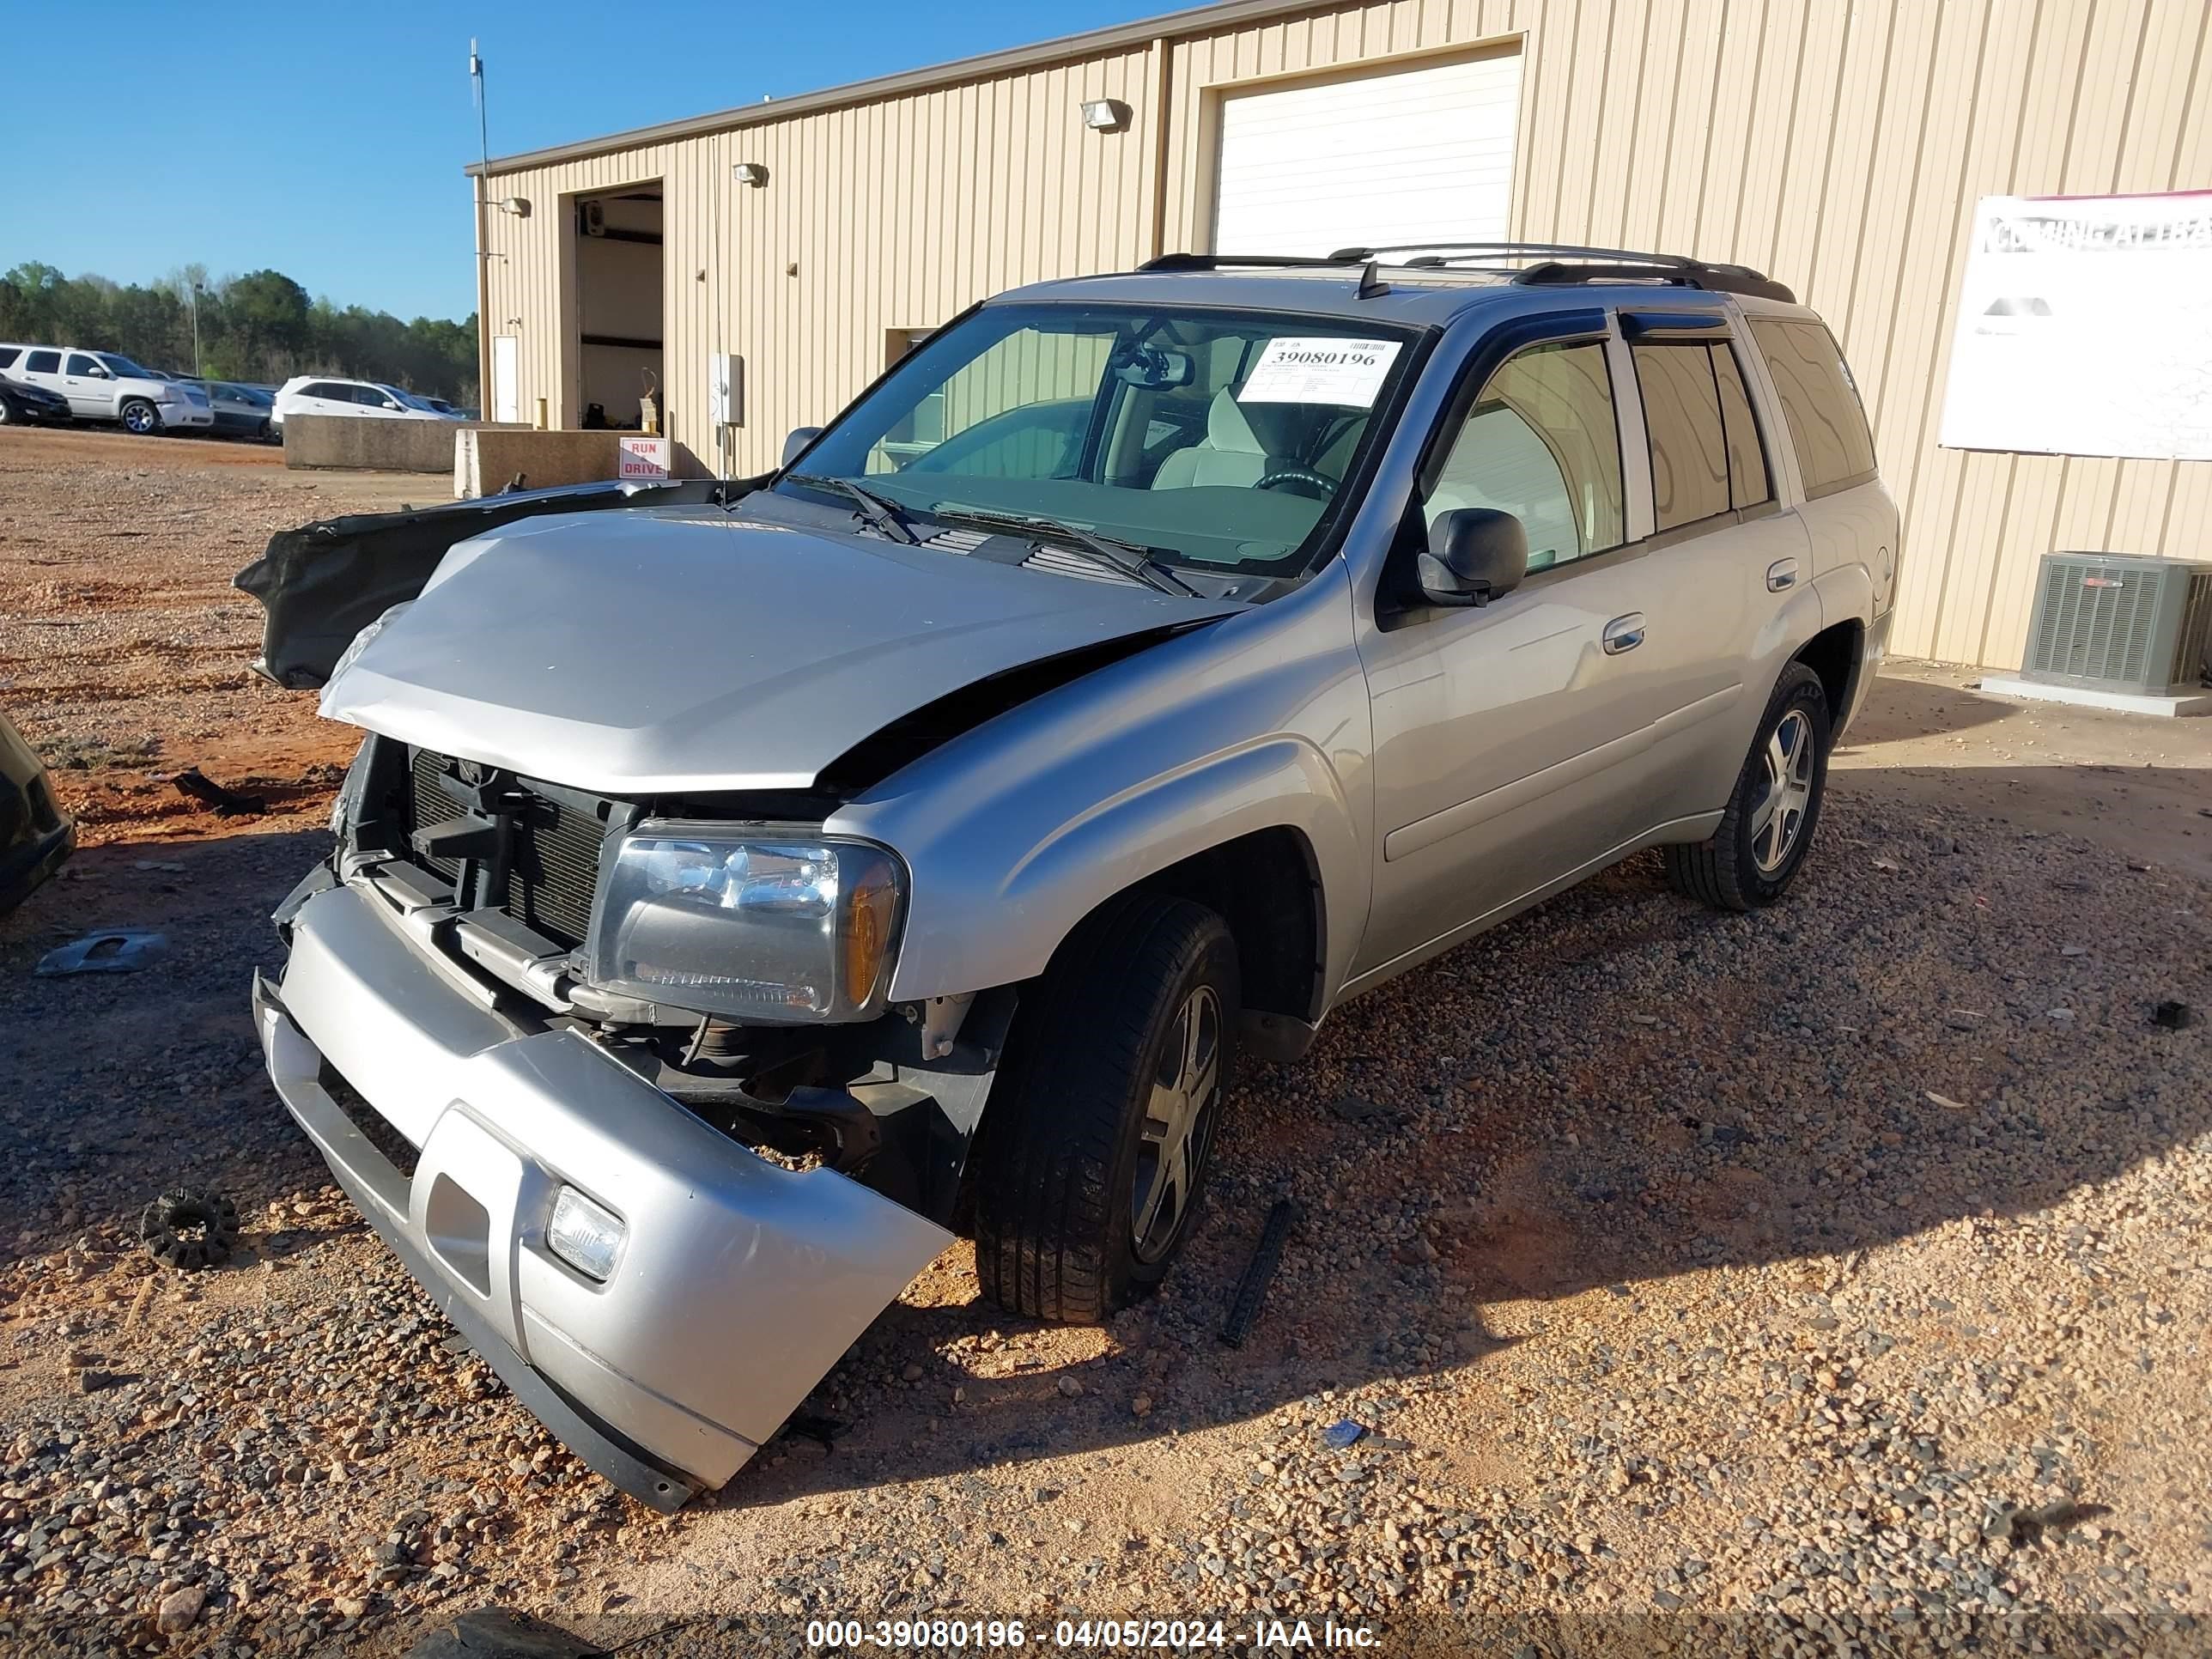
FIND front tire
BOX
[1665,661,1830,910]
[120,398,161,435]
[974,894,1239,1323]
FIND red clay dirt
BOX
[0,426,428,845]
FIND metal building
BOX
[468,0,2212,670]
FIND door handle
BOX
[1601,613,1645,654]
[1766,558,1800,592]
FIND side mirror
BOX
[781,426,822,467]
[1418,508,1528,607]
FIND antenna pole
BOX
[471,40,492,418]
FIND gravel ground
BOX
[0,427,422,847]
[3,437,2209,1656]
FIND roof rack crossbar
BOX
[1511,258,1796,304]
[1128,245,1793,304]
[1328,240,1700,267]
[1139,252,1366,272]
[1137,251,1393,299]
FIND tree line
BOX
[1,263,478,404]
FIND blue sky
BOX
[3,1,1167,322]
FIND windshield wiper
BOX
[926,504,1197,597]
[785,472,921,544]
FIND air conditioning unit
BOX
[2021,552,2212,696]
[581,201,606,237]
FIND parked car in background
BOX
[270,378,462,431]
[195,380,276,442]
[0,365,72,426]
[252,241,1896,1508]
[1,707,74,914]
[0,345,213,434]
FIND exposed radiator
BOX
[408,747,608,948]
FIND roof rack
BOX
[1137,251,1392,299]
[1325,241,1796,303]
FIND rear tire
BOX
[1665,661,1830,910]
[120,398,161,436]
[0,399,12,425]
[973,894,1239,1324]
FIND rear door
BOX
[1613,313,1811,823]
[17,349,66,403]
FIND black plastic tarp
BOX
[234,477,757,690]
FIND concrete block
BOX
[453,430,714,497]
[283,414,471,474]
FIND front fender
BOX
[834,567,1373,1008]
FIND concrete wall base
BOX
[1978,675,2212,718]
[454,430,713,497]
[283,415,478,474]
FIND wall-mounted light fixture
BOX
[1079,98,1131,132]
[494,195,532,217]
[732,162,769,187]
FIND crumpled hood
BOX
[319,508,1236,795]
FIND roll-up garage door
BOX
[1211,51,1522,257]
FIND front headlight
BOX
[590,828,904,1022]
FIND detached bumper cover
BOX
[252,881,950,1507]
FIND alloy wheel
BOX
[1750,708,1816,874]
[1132,983,1222,1263]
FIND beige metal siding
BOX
[483,50,1158,477]
[481,0,2211,668]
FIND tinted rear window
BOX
[25,350,60,374]
[1747,318,1875,495]
[0,348,18,368]
[1710,343,1771,509]
[1632,343,1732,532]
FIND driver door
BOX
[1353,320,1663,981]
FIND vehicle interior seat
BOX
[1150,389,1271,489]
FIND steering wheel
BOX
[1254,466,1339,499]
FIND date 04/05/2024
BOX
[804,1620,1382,1650]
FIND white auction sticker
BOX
[1239,337,1402,406]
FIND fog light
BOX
[546,1186,625,1281]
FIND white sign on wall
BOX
[1938,191,2212,461]
[617,435,671,480]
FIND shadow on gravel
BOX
[0,828,337,1258]
[711,766,2209,1505]
[1836,673,2017,745]
[4,773,2206,1520]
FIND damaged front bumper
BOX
[252,879,951,1509]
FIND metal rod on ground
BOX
[1219,1198,1297,1348]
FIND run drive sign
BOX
[1240,337,1402,406]
[617,435,672,479]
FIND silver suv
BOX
[252,244,1897,1508]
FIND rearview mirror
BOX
[1113,345,1194,390]
[782,426,822,467]
[1418,508,1528,607]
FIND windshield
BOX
[96,353,154,378]
[779,303,1420,575]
